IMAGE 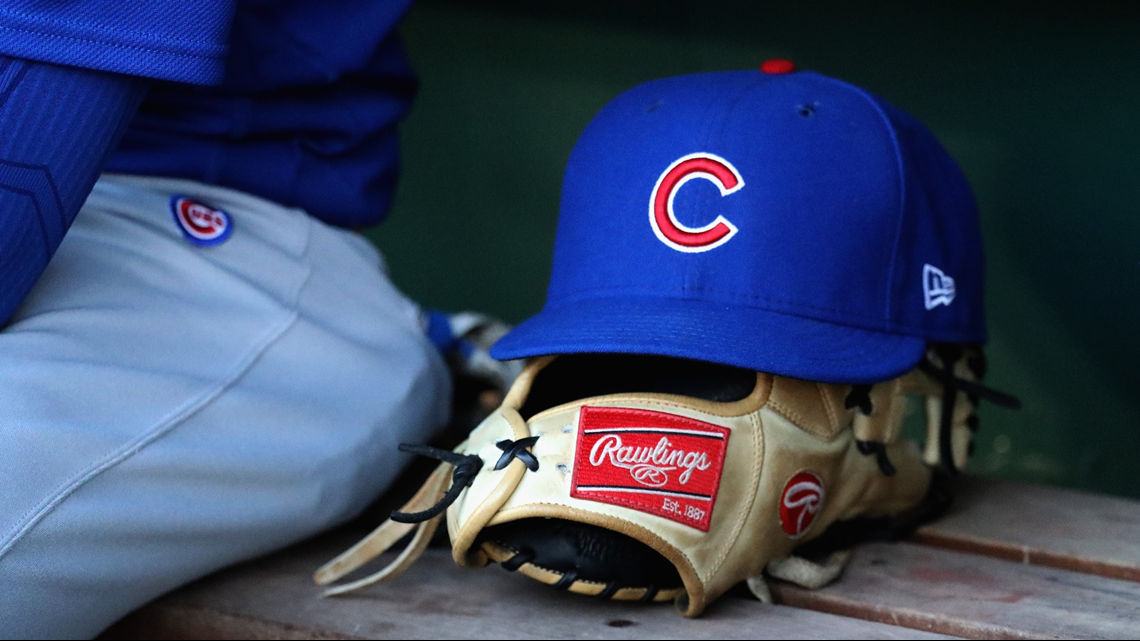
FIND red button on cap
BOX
[760,59,796,74]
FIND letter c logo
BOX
[649,153,744,253]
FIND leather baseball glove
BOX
[314,347,1016,616]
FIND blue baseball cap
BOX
[491,62,986,384]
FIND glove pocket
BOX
[456,395,765,617]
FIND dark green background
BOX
[366,1,1140,498]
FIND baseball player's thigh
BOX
[0,175,451,639]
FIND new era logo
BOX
[923,264,955,310]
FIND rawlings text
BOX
[588,434,712,487]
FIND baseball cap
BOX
[491,62,986,384]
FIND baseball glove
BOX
[314,347,1017,616]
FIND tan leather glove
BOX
[315,348,1016,617]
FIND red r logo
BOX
[779,471,825,539]
[649,153,744,253]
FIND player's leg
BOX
[0,175,451,638]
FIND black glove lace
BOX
[494,437,540,471]
[844,348,1022,478]
[920,345,1021,476]
[390,437,542,524]
[917,352,1022,410]
[845,385,898,477]
[390,444,484,524]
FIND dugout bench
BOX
[100,476,1140,640]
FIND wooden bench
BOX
[101,477,1140,640]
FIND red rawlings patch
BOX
[570,406,730,532]
[779,471,825,538]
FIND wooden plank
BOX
[103,605,346,641]
[105,476,1140,639]
[770,541,1140,640]
[103,533,952,641]
[913,476,1140,582]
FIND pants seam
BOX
[0,189,317,562]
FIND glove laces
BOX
[391,437,542,524]
[845,346,1021,478]
[390,444,483,523]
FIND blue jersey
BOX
[0,1,233,84]
[0,0,416,228]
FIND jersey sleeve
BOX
[0,1,236,84]
[0,55,147,328]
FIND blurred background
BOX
[365,0,1140,498]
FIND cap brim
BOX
[490,295,925,385]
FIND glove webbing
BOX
[850,347,1021,478]
[923,345,1020,475]
[845,385,898,477]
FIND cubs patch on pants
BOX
[0,174,452,639]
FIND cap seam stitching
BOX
[811,74,907,322]
[539,288,981,342]
[494,335,920,367]
[678,75,754,294]
[549,285,896,331]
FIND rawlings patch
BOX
[171,196,233,247]
[570,406,730,532]
[779,471,824,538]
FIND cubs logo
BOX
[779,471,825,538]
[171,196,233,247]
[649,152,744,253]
